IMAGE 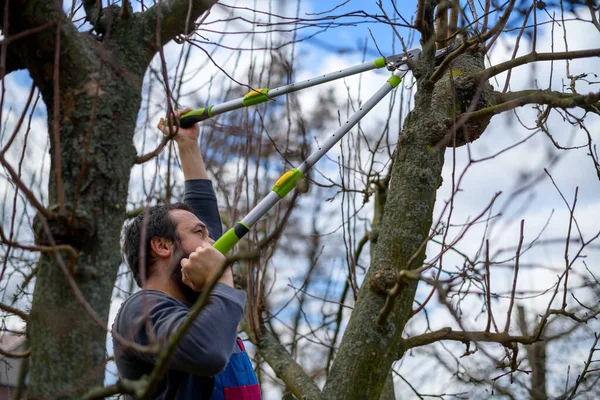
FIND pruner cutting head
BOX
[384,48,421,71]
[434,43,456,65]
[384,43,456,71]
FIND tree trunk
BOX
[322,86,446,399]
[16,21,144,397]
[323,33,492,399]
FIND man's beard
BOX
[171,248,200,305]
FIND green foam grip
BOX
[213,227,240,255]
[387,75,402,88]
[374,57,386,69]
[272,168,304,198]
[243,88,270,107]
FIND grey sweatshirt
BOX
[113,179,246,399]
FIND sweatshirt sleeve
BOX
[184,179,223,240]
[114,284,246,377]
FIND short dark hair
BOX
[123,202,193,286]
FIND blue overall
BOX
[210,339,261,400]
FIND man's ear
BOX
[149,237,174,259]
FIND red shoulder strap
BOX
[236,338,246,351]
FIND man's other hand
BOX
[181,244,233,291]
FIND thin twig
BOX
[566,333,600,400]
[485,240,493,334]
[563,187,578,310]
[504,220,525,333]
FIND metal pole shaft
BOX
[179,59,386,128]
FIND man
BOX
[112,109,261,399]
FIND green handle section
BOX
[374,57,386,69]
[213,222,250,254]
[272,168,304,198]
[243,88,270,107]
[213,227,240,255]
[387,75,402,88]
[179,106,214,128]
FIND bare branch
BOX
[0,346,30,359]
[504,220,525,333]
[83,378,147,400]
[566,333,600,400]
[136,135,171,164]
[461,90,600,121]
[255,327,321,400]
[0,302,28,321]
[137,0,218,54]
[435,1,449,49]
[430,0,518,82]
[404,327,543,350]
[474,48,600,83]
[0,152,52,219]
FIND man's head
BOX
[123,203,214,301]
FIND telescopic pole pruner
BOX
[178,48,422,128]
[211,65,411,254]
[179,45,454,128]
[181,44,456,254]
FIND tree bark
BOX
[26,33,142,400]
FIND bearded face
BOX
[171,245,200,305]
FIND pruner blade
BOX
[434,43,456,64]
[384,48,421,71]
[385,43,456,71]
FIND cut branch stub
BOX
[369,269,397,294]
[33,206,94,248]
[432,39,495,147]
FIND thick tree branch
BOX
[137,0,217,53]
[82,0,121,35]
[83,378,147,400]
[404,327,542,350]
[0,302,28,321]
[256,327,321,400]
[435,1,448,49]
[0,347,30,359]
[460,90,600,120]
[430,0,517,82]
[0,0,81,77]
[0,224,78,274]
[83,0,102,27]
[405,305,600,351]
[0,18,57,75]
[471,48,600,83]
[415,0,427,35]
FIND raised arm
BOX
[158,109,222,239]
